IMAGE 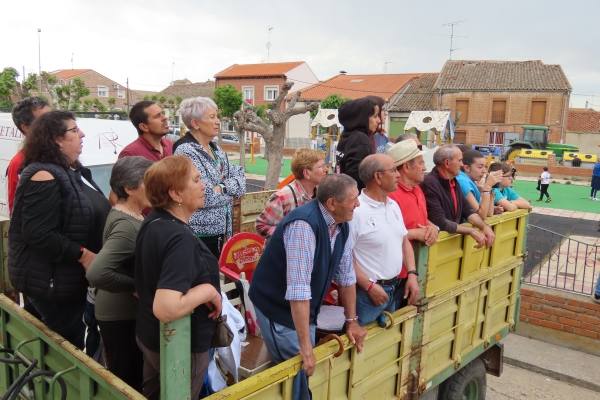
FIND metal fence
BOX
[523,224,599,295]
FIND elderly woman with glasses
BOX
[8,111,110,350]
[86,156,153,390]
[173,96,246,257]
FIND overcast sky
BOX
[2,0,599,108]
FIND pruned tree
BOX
[234,81,318,189]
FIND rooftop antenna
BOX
[442,20,466,59]
[383,61,392,73]
[171,61,175,84]
[266,26,274,62]
[71,52,74,70]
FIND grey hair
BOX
[433,144,459,166]
[110,156,153,200]
[358,154,386,185]
[395,132,418,143]
[316,174,357,204]
[178,96,218,129]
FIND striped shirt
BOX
[283,202,355,301]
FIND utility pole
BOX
[171,61,175,84]
[126,77,130,113]
[443,20,465,60]
[383,61,392,73]
[71,53,74,70]
[266,26,274,62]
[37,28,42,94]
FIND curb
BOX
[504,356,600,393]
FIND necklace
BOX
[114,204,144,221]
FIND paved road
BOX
[487,364,599,400]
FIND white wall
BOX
[286,110,312,140]
[286,63,319,91]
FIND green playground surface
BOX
[512,180,599,213]
[235,158,598,214]
[234,157,292,177]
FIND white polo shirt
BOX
[350,190,408,281]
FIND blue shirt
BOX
[493,186,520,204]
[456,171,481,203]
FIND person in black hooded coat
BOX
[335,97,381,189]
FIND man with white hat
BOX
[351,154,419,326]
[387,140,439,248]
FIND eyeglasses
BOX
[64,126,80,134]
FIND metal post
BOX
[37,28,42,93]
[160,317,191,400]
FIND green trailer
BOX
[0,207,529,399]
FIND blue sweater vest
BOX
[249,200,349,329]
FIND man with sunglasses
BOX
[351,154,418,326]
[7,97,51,214]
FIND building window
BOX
[454,130,467,144]
[455,100,469,125]
[264,85,279,101]
[242,86,254,105]
[117,88,125,99]
[491,100,507,123]
[97,85,109,97]
[530,100,547,125]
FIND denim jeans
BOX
[356,279,407,326]
[255,307,314,400]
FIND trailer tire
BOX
[439,358,486,400]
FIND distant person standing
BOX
[537,167,552,203]
[590,161,600,201]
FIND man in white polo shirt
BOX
[351,153,419,326]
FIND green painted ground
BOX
[512,180,599,213]
[235,159,598,214]
[234,157,292,177]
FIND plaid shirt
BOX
[283,202,355,301]
[255,179,314,238]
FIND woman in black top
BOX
[135,155,221,400]
[8,111,110,350]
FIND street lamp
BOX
[37,28,41,92]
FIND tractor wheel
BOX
[504,147,525,161]
[438,358,486,400]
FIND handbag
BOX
[212,314,234,348]
[536,179,541,191]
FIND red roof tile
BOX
[299,73,421,102]
[50,69,91,80]
[214,62,304,78]
[567,108,600,133]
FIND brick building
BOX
[50,69,130,110]
[214,61,318,106]
[433,60,571,145]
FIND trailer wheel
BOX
[439,358,486,400]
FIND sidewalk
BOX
[503,333,600,393]
[532,206,600,221]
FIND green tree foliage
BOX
[107,97,116,109]
[54,77,90,110]
[310,93,351,118]
[0,67,19,109]
[214,84,243,118]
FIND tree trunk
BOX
[264,125,286,189]
[237,127,246,169]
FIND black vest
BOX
[249,201,349,328]
[8,162,94,301]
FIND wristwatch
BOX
[407,270,419,277]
